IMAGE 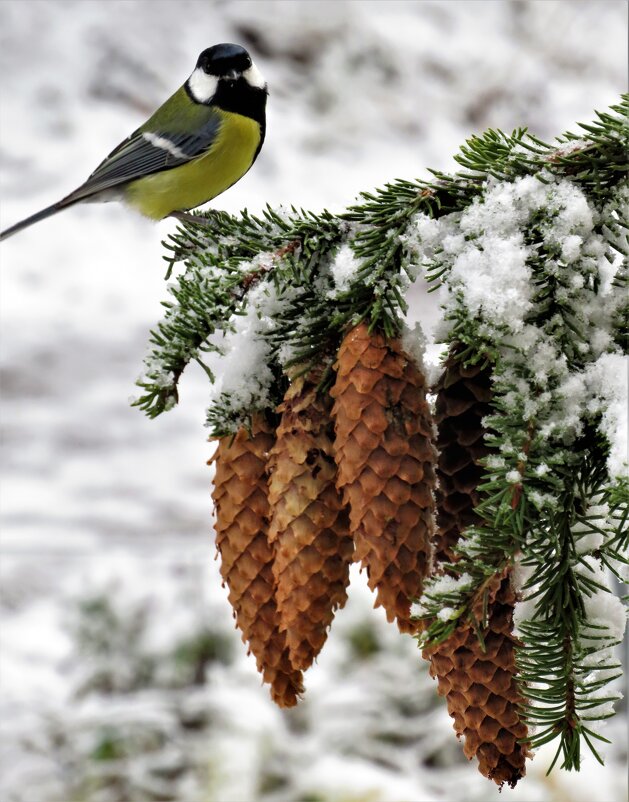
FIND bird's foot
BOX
[169,210,210,227]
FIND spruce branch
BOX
[134,97,628,776]
[133,207,344,419]
[136,96,628,421]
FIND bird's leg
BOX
[169,210,210,226]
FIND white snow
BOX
[550,138,591,158]
[572,502,612,555]
[584,353,629,479]
[406,172,628,496]
[579,566,627,645]
[426,571,474,597]
[407,176,611,347]
[328,241,362,294]
[511,558,539,637]
[575,558,627,734]
[437,606,457,622]
[205,275,281,420]
[413,571,474,618]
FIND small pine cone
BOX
[433,345,493,564]
[268,373,353,671]
[210,417,304,707]
[423,570,530,788]
[331,323,437,633]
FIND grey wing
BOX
[64,117,222,203]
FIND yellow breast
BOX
[124,111,262,220]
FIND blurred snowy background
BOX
[0,1,626,801]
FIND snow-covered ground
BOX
[0,2,626,801]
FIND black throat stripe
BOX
[211,80,267,127]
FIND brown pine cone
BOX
[210,417,304,707]
[331,323,436,633]
[423,570,530,787]
[433,346,493,564]
[268,372,353,671]
[427,346,530,784]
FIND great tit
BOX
[0,43,267,241]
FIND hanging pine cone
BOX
[425,346,530,785]
[331,322,436,633]
[268,371,353,671]
[433,345,493,565]
[210,417,304,707]
[423,570,530,788]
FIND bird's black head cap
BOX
[197,43,252,76]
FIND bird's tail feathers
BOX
[0,197,80,242]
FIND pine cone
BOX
[423,570,530,788]
[433,346,493,564]
[210,417,304,707]
[268,373,353,671]
[331,323,436,633]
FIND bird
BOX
[0,43,268,241]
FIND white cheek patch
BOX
[242,62,267,90]
[187,67,219,103]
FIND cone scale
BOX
[331,323,437,633]
[210,416,304,707]
[268,372,353,671]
